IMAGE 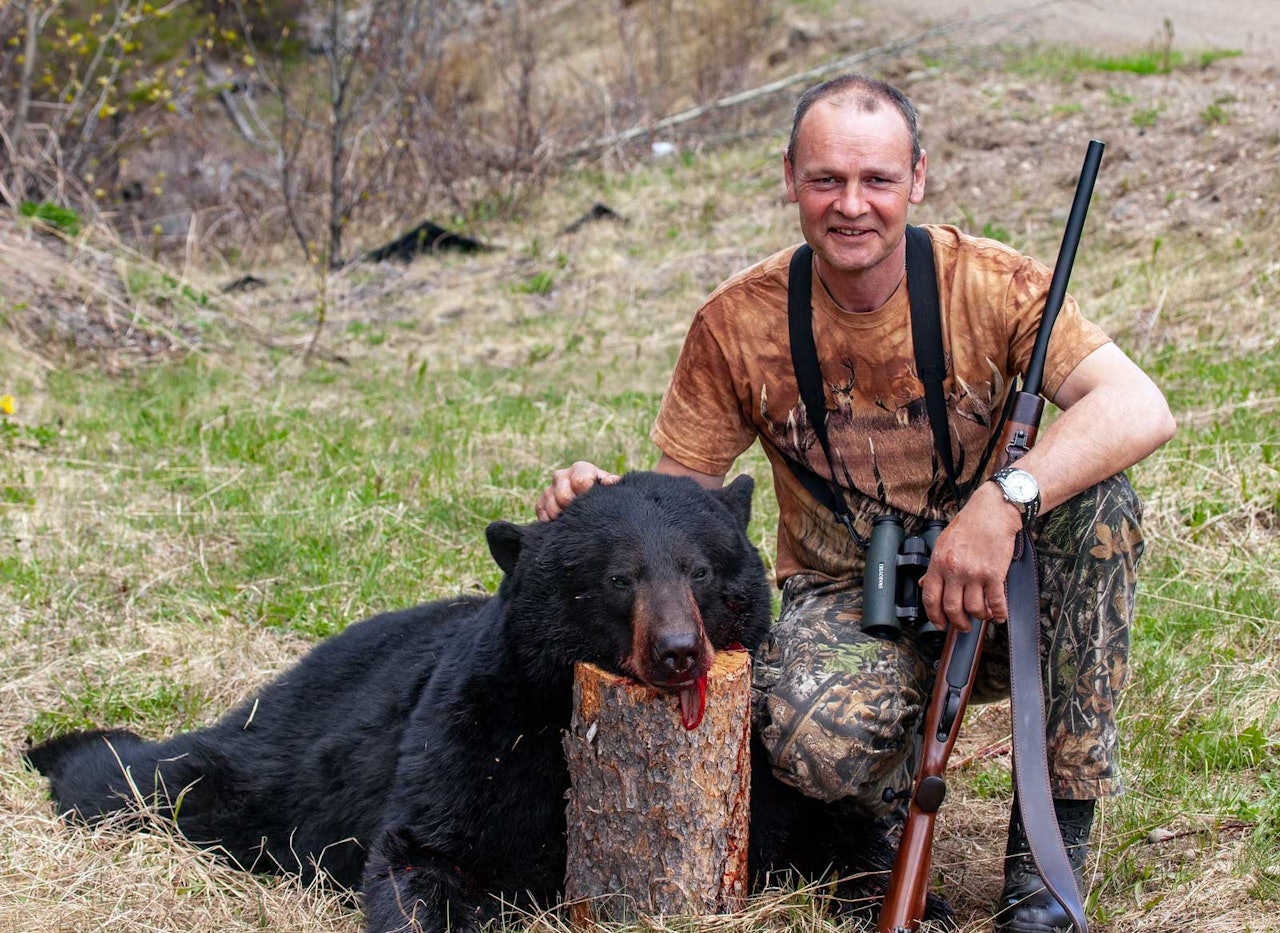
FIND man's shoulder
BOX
[920,223,1040,276]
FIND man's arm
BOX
[922,342,1176,630]
[534,454,726,522]
[654,453,726,489]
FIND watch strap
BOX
[991,467,1041,525]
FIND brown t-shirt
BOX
[651,224,1111,584]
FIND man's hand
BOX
[920,480,1024,632]
[535,461,621,522]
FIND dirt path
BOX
[892,0,1279,61]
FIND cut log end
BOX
[563,650,753,924]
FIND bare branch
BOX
[567,2,1058,157]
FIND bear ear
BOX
[711,474,755,530]
[485,521,526,574]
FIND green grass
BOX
[19,360,629,634]
[19,201,82,237]
[26,672,211,744]
[1103,335,1280,902]
[1006,44,1242,80]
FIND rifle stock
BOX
[877,140,1104,933]
[877,396,1039,933]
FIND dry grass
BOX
[2,3,1279,933]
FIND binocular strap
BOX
[1006,532,1089,933]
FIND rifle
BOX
[877,139,1106,933]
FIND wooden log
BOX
[562,650,753,924]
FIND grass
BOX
[18,201,83,237]
[3,17,1279,933]
[1006,44,1243,80]
[9,358,676,638]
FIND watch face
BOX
[1001,470,1038,504]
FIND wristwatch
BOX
[989,466,1041,526]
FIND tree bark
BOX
[563,650,752,924]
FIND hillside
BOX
[2,1,1279,932]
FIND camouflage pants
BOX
[751,473,1144,814]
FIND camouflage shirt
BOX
[651,224,1110,584]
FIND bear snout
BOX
[629,586,715,690]
[651,628,702,679]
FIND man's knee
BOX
[1039,472,1144,565]
[752,635,930,807]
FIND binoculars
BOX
[861,515,947,651]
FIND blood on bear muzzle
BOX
[628,583,715,730]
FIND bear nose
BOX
[654,632,700,675]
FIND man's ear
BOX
[910,149,927,204]
[485,521,525,575]
[782,150,799,203]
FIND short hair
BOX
[786,74,922,169]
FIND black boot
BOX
[994,797,1094,933]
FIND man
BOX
[537,74,1175,931]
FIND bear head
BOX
[485,472,772,727]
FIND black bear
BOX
[26,471,947,932]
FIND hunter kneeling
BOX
[537,72,1175,933]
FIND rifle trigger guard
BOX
[937,686,963,740]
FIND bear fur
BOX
[26,471,948,932]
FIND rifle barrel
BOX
[1022,139,1105,397]
[877,139,1105,933]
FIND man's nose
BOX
[833,180,866,217]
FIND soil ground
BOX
[2,2,1278,932]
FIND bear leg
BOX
[362,826,496,933]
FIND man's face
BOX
[783,100,927,283]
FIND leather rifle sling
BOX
[1006,532,1089,933]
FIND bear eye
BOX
[609,575,631,589]
[690,567,710,582]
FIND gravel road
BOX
[892,0,1278,61]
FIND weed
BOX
[346,322,388,346]
[0,419,58,449]
[516,271,556,295]
[1008,37,1242,81]
[1201,98,1232,125]
[965,762,1012,800]
[1131,106,1161,129]
[18,201,82,237]
[1199,49,1244,68]
[981,222,1012,244]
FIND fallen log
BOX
[362,220,491,263]
[563,650,752,924]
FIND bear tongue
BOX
[678,675,708,731]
